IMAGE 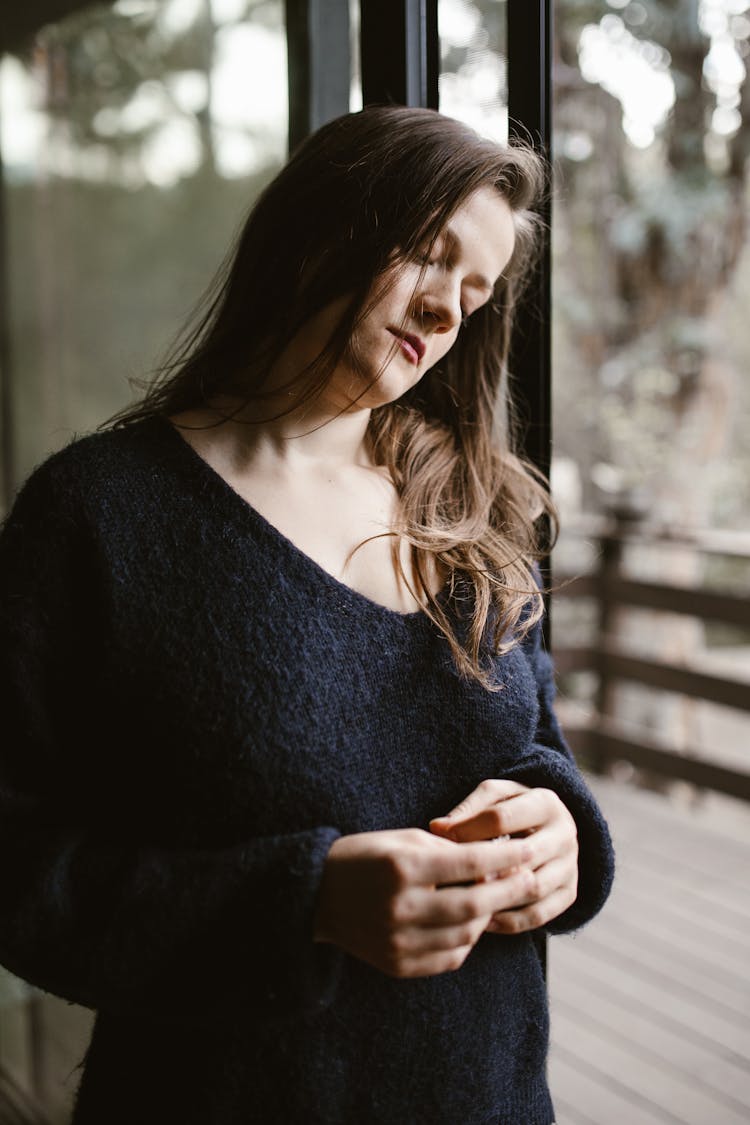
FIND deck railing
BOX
[553,513,750,803]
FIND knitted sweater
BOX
[0,416,614,1125]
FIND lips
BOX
[389,329,426,364]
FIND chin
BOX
[367,358,426,404]
[334,347,424,410]
[361,379,420,410]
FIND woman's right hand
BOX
[312,828,536,978]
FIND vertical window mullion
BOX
[507,5,553,989]
[0,124,13,511]
[507,0,553,487]
[361,0,438,109]
[286,0,351,153]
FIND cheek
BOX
[428,332,459,370]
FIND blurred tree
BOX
[548,0,750,788]
[552,0,750,528]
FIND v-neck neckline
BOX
[152,414,444,625]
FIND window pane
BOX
[1,0,288,494]
[551,3,750,775]
[0,0,287,1113]
[438,0,507,141]
[552,2,750,532]
[349,0,362,110]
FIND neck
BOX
[202,392,375,473]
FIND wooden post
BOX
[591,515,624,774]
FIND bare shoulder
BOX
[166,407,238,471]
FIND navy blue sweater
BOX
[0,416,614,1125]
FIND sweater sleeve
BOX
[0,459,343,1027]
[502,609,615,935]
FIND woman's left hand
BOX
[429,779,579,934]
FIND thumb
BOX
[430,779,529,829]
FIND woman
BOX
[0,106,613,1124]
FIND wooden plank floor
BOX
[548,774,750,1125]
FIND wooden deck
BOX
[548,774,750,1125]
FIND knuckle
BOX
[505,911,525,934]
[454,894,479,923]
[462,853,484,883]
[384,852,414,889]
[457,923,477,946]
[526,903,545,929]
[471,855,489,882]
[524,870,540,898]
[494,913,517,934]
[446,946,470,972]
[388,892,415,926]
[387,929,410,957]
[383,897,400,925]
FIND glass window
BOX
[438,0,507,141]
[0,1,288,1115]
[552,1,750,532]
[1,0,288,497]
[551,1,750,767]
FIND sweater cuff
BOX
[510,750,615,936]
[287,826,344,1015]
[541,768,614,935]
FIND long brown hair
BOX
[107,105,555,690]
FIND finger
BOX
[416,836,533,887]
[429,779,530,831]
[479,854,577,919]
[410,867,538,926]
[485,883,578,935]
[387,917,490,957]
[425,818,575,888]
[517,821,579,871]
[432,788,566,843]
[388,944,475,979]
[502,856,576,904]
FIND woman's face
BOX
[287,185,518,413]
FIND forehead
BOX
[440,186,516,284]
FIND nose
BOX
[415,274,462,333]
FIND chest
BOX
[83,473,540,847]
[220,461,440,616]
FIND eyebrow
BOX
[441,226,498,294]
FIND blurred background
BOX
[0,2,748,1123]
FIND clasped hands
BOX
[313,779,578,979]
